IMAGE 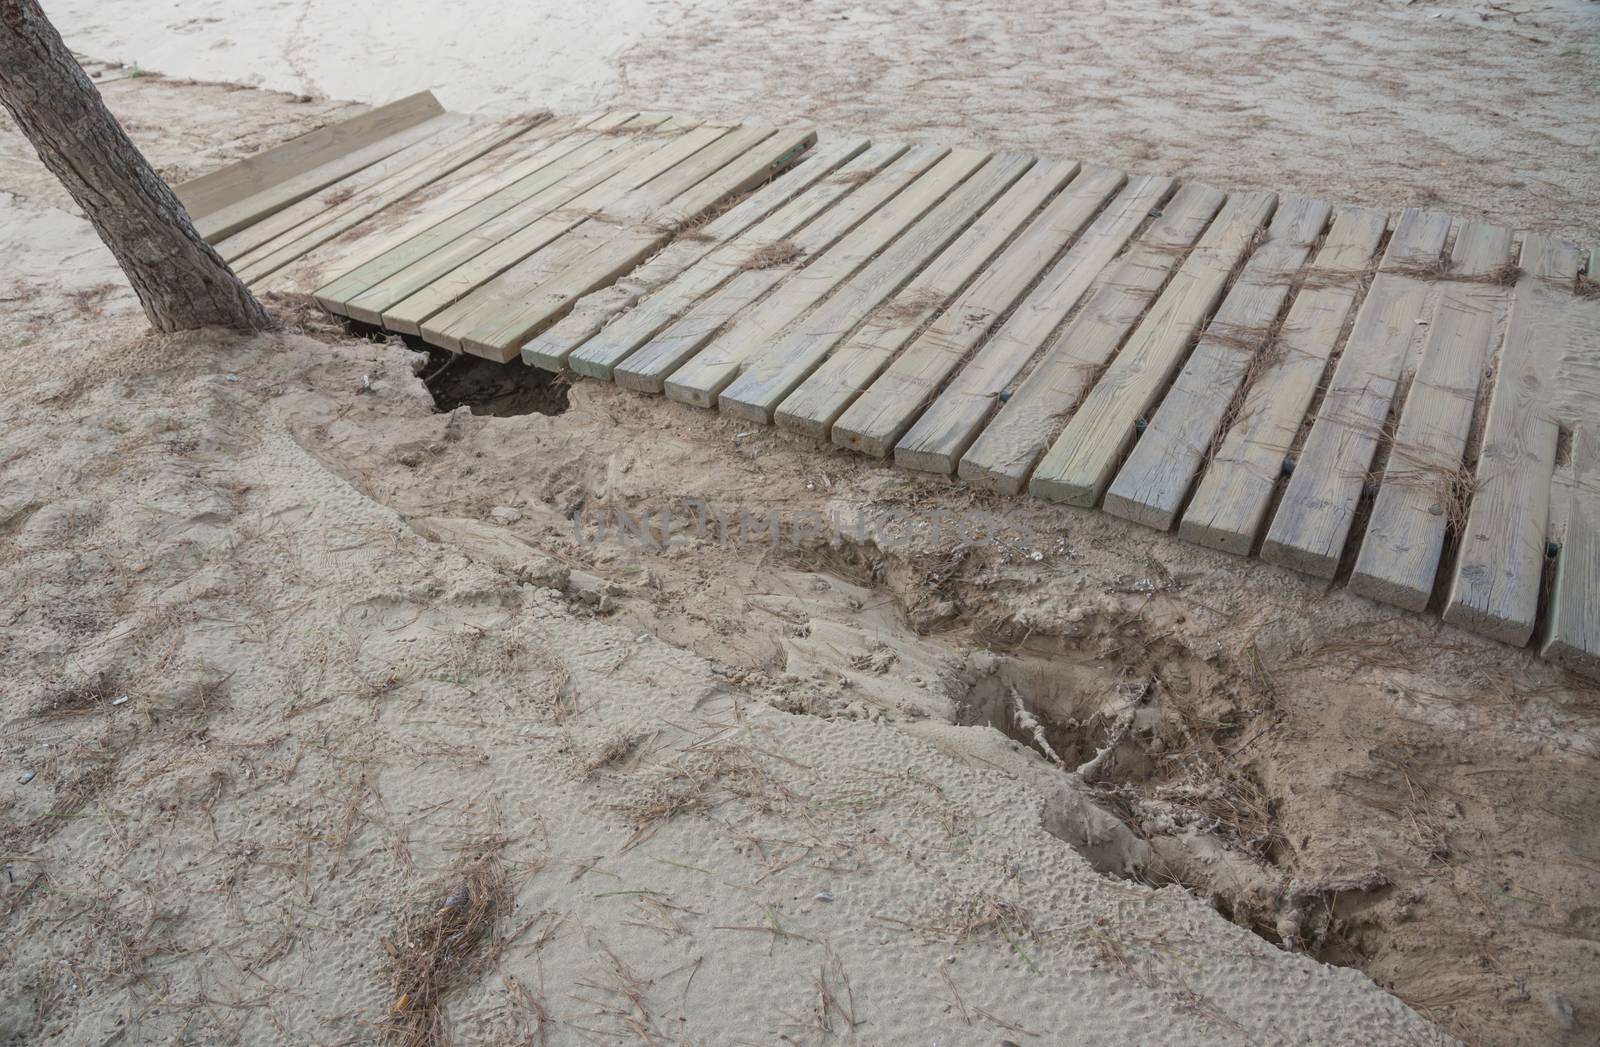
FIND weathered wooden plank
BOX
[381,118,709,337]
[1347,222,1516,609]
[228,115,528,275]
[1543,426,1600,680]
[212,113,474,262]
[414,120,736,349]
[1259,208,1454,577]
[1102,197,1333,530]
[184,91,448,236]
[336,115,677,328]
[957,183,1227,495]
[307,111,638,313]
[429,123,777,357]
[1176,206,1388,555]
[443,124,787,360]
[830,166,1130,460]
[662,148,991,407]
[252,113,609,297]
[611,144,940,393]
[568,141,912,382]
[775,164,1126,441]
[894,172,1173,473]
[523,135,870,372]
[203,116,473,256]
[461,126,818,363]
[233,116,543,284]
[1029,190,1280,506]
[1443,235,1586,644]
[1542,247,1600,583]
[717,153,1047,423]
[259,116,610,298]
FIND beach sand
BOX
[3,4,1599,1043]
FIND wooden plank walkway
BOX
[1442,236,1586,644]
[233,117,543,285]
[1348,222,1516,610]
[616,144,946,393]
[1029,190,1279,508]
[1102,196,1332,530]
[1545,426,1600,678]
[719,153,1050,424]
[351,114,684,336]
[834,165,1128,459]
[665,147,992,407]
[774,160,1113,441]
[1259,208,1454,578]
[523,135,873,373]
[311,111,643,315]
[187,102,1600,674]
[558,140,906,381]
[958,183,1226,496]
[895,172,1171,475]
[258,112,606,297]
[1176,206,1389,555]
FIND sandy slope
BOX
[0,170,1443,1044]
[2,5,1598,1043]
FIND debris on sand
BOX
[379,857,511,1047]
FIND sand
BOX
[3,3,1599,1044]
[46,0,664,113]
[0,255,1447,1042]
[46,0,1600,243]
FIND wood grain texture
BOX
[386,118,709,339]
[206,115,478,260]
[1443,235,1585,644]
[662,148,990,406]
[185,91,448,238]
[1101,197,1332,530]
[423,122,774,355]
[957,183,1227,495]
[774,161,1104,440]
[894,172,1172,474]
[523,135,869,372]
[315,117,614,310]
[718,152,1042,423]
[233,116,541,284]
[1543,426,1600,680]
[568,141,910,381]
[834,166,1133,459]
[465,126,818,363]
[1259,207,1453,577]
[612,144,942,393]
[255,113,603,297]
[1177,206,1388,555]
[213,112,474,261]
[421,122,759,353]
[1348,221,1515,610]
[349,115,680,332]
[1029,190,1279,507]
[309,111,635,315]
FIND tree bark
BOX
[0,0,270,332]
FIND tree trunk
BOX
[0,0,269,332]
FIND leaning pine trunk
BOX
[0,0,270,332]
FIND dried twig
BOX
[739,240,804,270]
[379,856,511,1047]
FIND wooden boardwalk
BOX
[180,96,1600,677]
